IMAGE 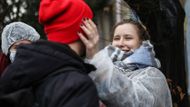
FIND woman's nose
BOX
[117,39,130,51]
[118,39,124,47]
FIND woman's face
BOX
[112,23,142,52]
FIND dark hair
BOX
[111,19,150,41]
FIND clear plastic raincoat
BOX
[87,41,172,107]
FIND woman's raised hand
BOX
[78,18,99,59]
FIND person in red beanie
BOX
[0,0,99,107]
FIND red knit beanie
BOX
[39,0,93,44]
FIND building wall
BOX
[184,0,190,95]
[95,0,114,49]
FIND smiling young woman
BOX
[79,18,172,107]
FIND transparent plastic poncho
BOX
[87,46,172,107]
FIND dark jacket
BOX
[0,40,99,107]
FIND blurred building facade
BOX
[185,0,190,95]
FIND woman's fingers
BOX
[82,19,99,39]
[83,19,97,34]
[81,20,96,39]
[80,25,92,39]
[88,19,97,31]
[78,32,89,46]
[78,31,97,59]
[83,19,93,31]
[79,18,99,59]
[78,31,95,49]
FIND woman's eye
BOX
[124,37,132,40]
[113,37,120,40]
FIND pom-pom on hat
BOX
[39,0,93,44]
